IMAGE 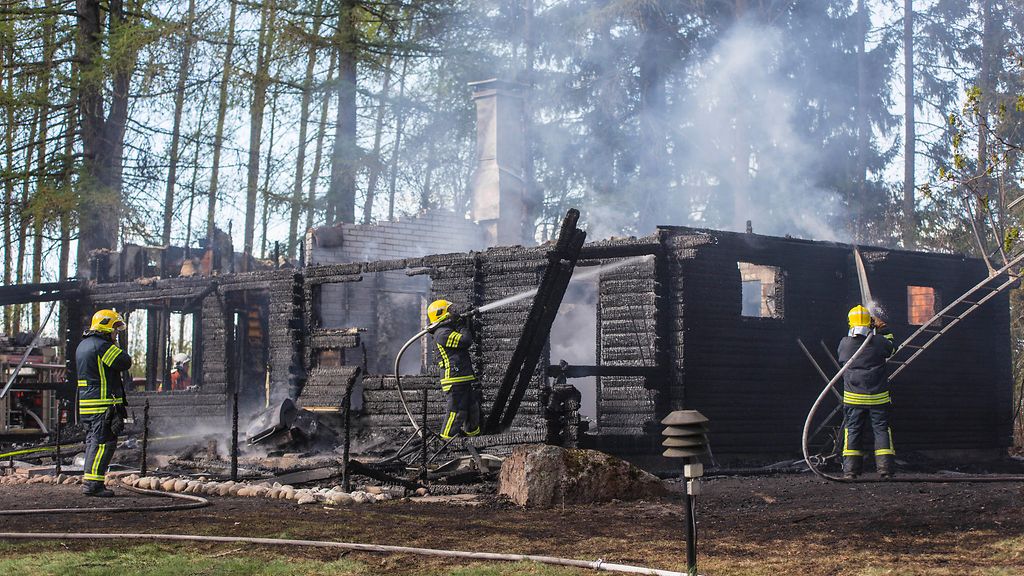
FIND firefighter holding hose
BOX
[838,305,896,479]
[427,300,482,439]
[76,309,132,497]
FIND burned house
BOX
[19,220,1004,470]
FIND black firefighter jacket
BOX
[76,334,133,416]
[837,330,896,406]
[432,322,478,391]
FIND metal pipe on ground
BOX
[0,532,689,576]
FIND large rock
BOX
[498,444,666,508]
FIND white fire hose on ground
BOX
[0,532,690,576]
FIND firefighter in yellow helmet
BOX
[427,299,482,439]
[837,305,896,479]
[76,309,132,497]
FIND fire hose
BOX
[392,308,481,436]
[0,531,688,576]
[802,336,1024,483]
[0,483,210,515]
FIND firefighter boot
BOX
[876,455,895,479]
[842,456,863,480]
[82,480,114,498]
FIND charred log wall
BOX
[83,270,303,434]
[664,227,1012,458]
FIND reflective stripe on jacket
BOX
[432,322,477,391]
[837,330,896,406]
[76,334,133,415]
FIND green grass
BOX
[0,542,594,576]
[0,543,369,576]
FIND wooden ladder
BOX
[887,250,1024,381]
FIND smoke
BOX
[568,18,851,242]
[678,20,847,240]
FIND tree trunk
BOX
[361,52,394,224]
[260,85,279,259]
[58,53,79,340]
[243,0,278,267]
[162,0,196,269]
[207,0,238,247]
[636,2,669,234]
[306,51,336,236]
[15,106,40,335]
[854,0,870,241]
[31,0,58,331]
[902,0,915,248]
[387,57,409,222]
[288,0,324,259]
[326,0,358,225]
[75,0,136,276]
[520,0,539,241]
[976,0,994,245]
[3,41,14,334]
[185,86,210,252]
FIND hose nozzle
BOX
[423,307,480,332]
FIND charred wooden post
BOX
[141,400,150,477]
[342,376,353,492]
[420,388,429,483]
[485,209,586,433]
[230,391,239,481]
[54,400,63,476]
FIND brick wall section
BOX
[307,210,486,266]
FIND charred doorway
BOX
[225,291,270,414]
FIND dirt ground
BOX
[2,474,1023,575]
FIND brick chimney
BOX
[469,79,529,246]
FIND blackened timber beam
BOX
[180,281,220,313]
[500,232,585,430]
[484,209,586,434]
[0,280,82,306]
[545,364,661,379]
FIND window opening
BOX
[167,312,196,391]
[125,309,149,388]
[549,279,598,420]
[738,262,783,318]
[907,286,938,325]
[316,270,430,374]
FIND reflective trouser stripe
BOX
[875,428,896,456]
[464,426,480,437]
[440,412,458,439]
[843,391,890,405]
[79,397,122,416]
[87,443,107,482]
[80,398,123,405]
[77,379,88,387]
[842,428,865,456]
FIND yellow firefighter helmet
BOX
[90,309,126,334]
[848,305,871,328]
[427,299,453,324]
